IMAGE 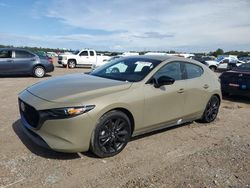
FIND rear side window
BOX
[90,51,95,56]
[185,63,203,79]
[0,50,12,58]
[15,50,35,58]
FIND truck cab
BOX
[58,49,98,68]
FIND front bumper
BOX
[58,60,67,65]
[45,64,54,73]
[18,90,96,153]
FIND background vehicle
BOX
[18,56,221,158]
[238,56,250,63]
[220,63,250,97]
[193,55,216,65]
[0,48,54,77]
[91,55,122,71]
[205,56,245,71]
[58,49,111,68]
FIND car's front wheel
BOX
[68,60,76,68]
[200,95,220,123]
[90,110,131,158]
[33,66,45,78]
[209,66,217,72]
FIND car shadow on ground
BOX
[222,95,250,104]
[0,74,52,78]
[12,119,81,160]
[55,65,91,69]
[12,119,195,160]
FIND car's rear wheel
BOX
[68,60,76,68]
[33,66,45,78]
[209,66,217,72]
[200,95,220,123]
[91,110,131,158]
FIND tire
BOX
[209,66,217,72]
[200,95,220,123]
[33,66,45,78]
[68,60,76,69]
[62,64,67,68]
[90,110,131,158]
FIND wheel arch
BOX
[32,64,46,74]
[100,107,135,136]
[213,93,221,105]
[209,65,217,70]
[68,59,77,64]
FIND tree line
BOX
[0,44,249,57]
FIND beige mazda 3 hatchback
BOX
[18,55,221,157]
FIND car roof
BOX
[121,55,172,62]
[122,55,198,63]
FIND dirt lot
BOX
[0,66,250,188]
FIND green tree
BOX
[212,48,224,57]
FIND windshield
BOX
[72,50,80,55]
[216,56,224,62]
[90,57,161,82]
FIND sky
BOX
[0,0,250,52]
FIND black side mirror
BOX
[154,76,175,88]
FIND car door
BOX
[0,49,13,74]
[181,62,210,120]
[142,62,186,132]
[88,50,97,64]
[78,50,90,65]
[217,59,229,70]
[12,50,36,74]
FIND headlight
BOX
[41,105,95,119]
[62,56,67,60]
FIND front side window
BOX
[185,63,203,79]
[0,50,12,58]
[80,51,88,56]
[153,62,182,81]
[15,50,34,58]
[91,57,161,82]
[90,51,95,56]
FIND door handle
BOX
[177,88,184,93]
[7,60,14,63]
[203,84,209,89]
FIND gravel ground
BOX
[0,66,250,188]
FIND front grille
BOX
[58,56,63,60]
[19,99,40,128]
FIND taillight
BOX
[48,57,53,63]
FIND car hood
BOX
[27,73,132,103]
[205,60,219,64]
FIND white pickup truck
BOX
[58,49,111,68]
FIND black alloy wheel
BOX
[91,110,131,158]
[201,95,220,123]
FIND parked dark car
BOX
[238,56,250,63]
[0,48,54,77]
[220,63,250,97]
